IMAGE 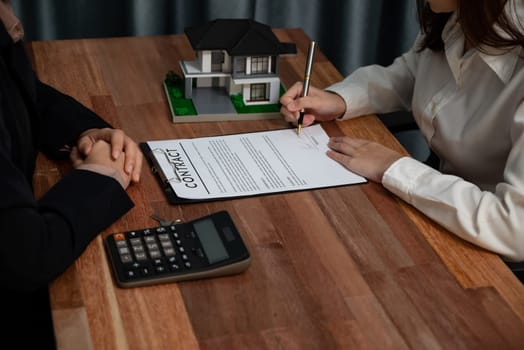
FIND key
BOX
[151,214,173,226]
[151,214,182,226]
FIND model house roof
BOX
[184,19,297,56]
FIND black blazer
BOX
[0,26,134,292]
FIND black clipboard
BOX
[140,125,368,205]
[140,142,203,204]
[141,141,368,205]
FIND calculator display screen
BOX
[193,218,229,264]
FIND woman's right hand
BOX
[279,81,347,127]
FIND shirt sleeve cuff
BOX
[76,164,126,189]
[382,156,439,204]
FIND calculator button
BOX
[129,238,141,245]
[125,270,137,278]
[178,246,185,253]
[163,248,176,257]
[142,229,153,236]
[119,254,133,264]
[149,250,162,259]
[146,242,159,250]
[118,247,131,255]
[172,232,179,239]
[140,267,152,276]
[184,262,192,269]
[181,254,189,261]
[166,256,177,263]
[160,240,173,249]
[135,252,148,261]
[143,236,156,243]
[152,258,163,266]
[169,263,181,271]
[157,233,170,241]
[156,227,167,233]
[114,233,126,241]
[115,240,127,248]
[155,266,167,274]
[126,231,139,238]
[132,245,145,253]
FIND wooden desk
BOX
[29,29,524,350]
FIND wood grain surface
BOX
[28,29,524,350]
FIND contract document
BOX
[144,124,367,202]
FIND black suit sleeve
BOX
[0,143,134,292]
[36,80,112,159]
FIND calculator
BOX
[104,211,251,288]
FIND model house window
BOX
[234,57,246,74]
[212,51,225,64]
[211,51,225,72]
[251,57,269,74]
[250,83,267,101]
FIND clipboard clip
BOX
[151,148,182,184]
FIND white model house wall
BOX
[194,50,231,88]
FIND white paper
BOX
[146,124,366,200]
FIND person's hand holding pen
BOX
[279,82,347,127]
[280,40,347,130]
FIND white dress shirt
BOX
[327,3,524,261]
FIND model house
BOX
[179,19,296,112]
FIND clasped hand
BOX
[70,128,143,188]
[280,81,403,182]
